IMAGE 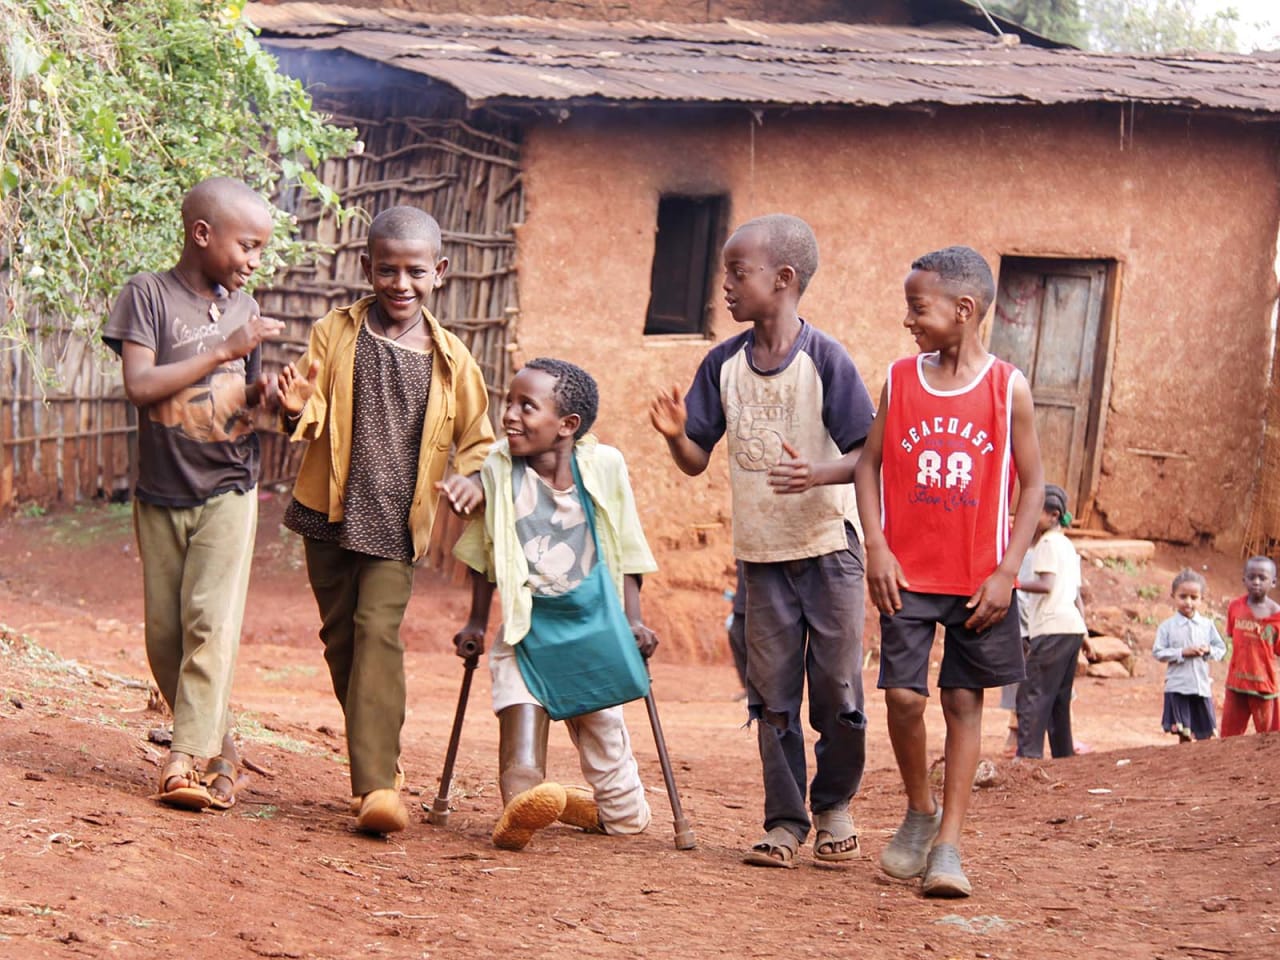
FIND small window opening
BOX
[644,194,728,336]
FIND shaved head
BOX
[736,214,819,295]
[181,177,269,231]
[367,206,442,256]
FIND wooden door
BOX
[989,258,1112,518]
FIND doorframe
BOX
[986,254,1122,528]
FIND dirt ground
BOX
[1,495,1278,960]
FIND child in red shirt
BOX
[1221,556,1280,736]
[856,246,1044,898]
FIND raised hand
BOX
[221,313,285,361]
[649,386,688,439]
[278,359,320,416]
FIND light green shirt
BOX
[454,435,658,644]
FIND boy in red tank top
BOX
[855,246,1044,897]
[1221,556,1280,736]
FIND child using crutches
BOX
[453,357,659,850]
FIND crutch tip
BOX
[673,823,696,850]
[425,797,451,826]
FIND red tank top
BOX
[881,353,1017,596]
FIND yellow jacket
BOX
[289,296,495,562]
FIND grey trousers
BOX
[1016,632,1084,759]
[134,490,256,759]
[304,538,415,796]
[743,526,868,841]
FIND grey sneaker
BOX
[879,804,943,879]
[922,842,972,897]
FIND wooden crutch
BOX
[426,637,481,826]
[642,659,696,850]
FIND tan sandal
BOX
[157,755,212,812]
[743,826,799,869]
[202,757,247,811]
[813,808,860,862]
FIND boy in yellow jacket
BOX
[278,206,494,834]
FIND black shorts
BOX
[877,590,1025,696]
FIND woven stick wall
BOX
[254,69,523,574]
[0,319,135,508]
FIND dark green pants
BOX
[304,538,415,796]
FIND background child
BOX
[1152,569,1226,742]
[277,205,494,835]
[997,547,1036,757]
[1015,484,1088,760]
[103,176,281,811]
[453,358,658,850]
[855,245,1043,897]
[650,213,875,869]
[1221,556,1280,736]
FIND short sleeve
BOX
[102,275,161,357]
[683,336,745,453]
[808,329,875,453]
[1031,535,1059,576]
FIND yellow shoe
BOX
[492,782,567,850]
[349,760,406,814]
[356,788,409,835]
[558,786,604,833]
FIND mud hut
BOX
[249,2,1280,572]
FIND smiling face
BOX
[361,235,448,325]
[721,227,785,324]
[1172,579,1202,619]
[1244,558,1277,603]
[902,268,968,353]
[194,197,274,294]
[502,366,576,459]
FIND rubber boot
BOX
[492,704,565,850]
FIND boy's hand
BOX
[453,624,486,658]
[866,541,909,616]
[965,569,1015,632]
[278,359,320,416]
[221,313,285,362]
[649,386,688,439]
[437,474,483,516]
[631,621,659,659]
[768,441,813,494]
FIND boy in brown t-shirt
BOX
[104,177,282,812]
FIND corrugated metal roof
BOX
[246,2,1280,116]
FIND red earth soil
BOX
[0,495,1277,959]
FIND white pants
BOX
[490,630,652,834]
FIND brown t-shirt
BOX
[284,320,433,562]
[104,270,261,507]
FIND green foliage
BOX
[986,0,1244,52]
[1082,0,1242,52]
[1,0,356,382]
